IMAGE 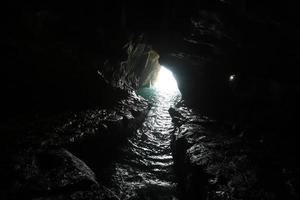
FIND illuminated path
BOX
[101,66,181,199]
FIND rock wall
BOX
[169,102,298,199]
[1,2,160,121]
[99,35,161,90]
[1,3,161,199]
[153,0,300,124]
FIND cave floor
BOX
[97,87,181,199]
[2,89,298,200]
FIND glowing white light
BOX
[153,66,179,92]
[229,75,235,81]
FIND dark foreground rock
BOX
[169,101,299,200]
[12,148,99,200]
[4,92,150,200]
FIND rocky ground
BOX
[1,92,150,200]
[169,101,299,200]
[2,93,298,200]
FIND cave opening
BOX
[152,65,180,93]
[138,65,181,103]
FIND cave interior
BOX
[1,1,300,199]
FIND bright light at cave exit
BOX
[153,66,179,92]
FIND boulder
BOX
[12,148,99,199]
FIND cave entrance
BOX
[153,66,180,93]
[138,65,180,102]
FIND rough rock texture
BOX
[99,35,161,90]
[2,3,160,121]
[154,0,300,124]
[4,92,150,200]
[153,3,300,188]
[12,148,99,200]
[169,101,299,200]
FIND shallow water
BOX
[103,87,181,199]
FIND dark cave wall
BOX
[1,2,161,120]
[153,0,300,125]
[2,0,300,127]
[147,2,300,177]
[2,2,123,118]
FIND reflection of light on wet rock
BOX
[105,87,181,199]
[169,101,286,199]
[11,91,151,199]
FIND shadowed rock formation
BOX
[169,101,298,199]
[7,92,150,200]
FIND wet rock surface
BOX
[96,87,181,200]
[13,148,99,200]
[5,92,150,200]
[169,101,299,200]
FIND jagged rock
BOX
[169,102,298,200]
[9,91,150,200]
[18,92,149,149]
[100,35,161,90]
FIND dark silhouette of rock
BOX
[169,102,298,199]
[99,35,161,90]
[6,92,150,200]
[12,148,99,199]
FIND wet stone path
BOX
[101,88,181,200]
